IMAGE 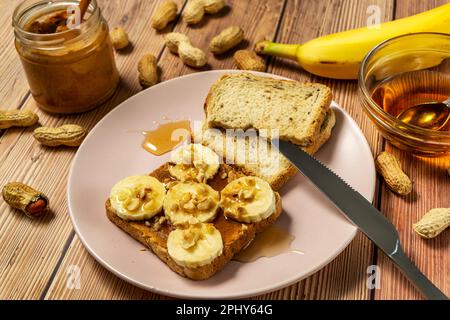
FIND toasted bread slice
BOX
[200,109,336,190]
[106,163,282,280]
[204,73,332,147]
[303,108,336,155]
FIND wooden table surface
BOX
[0,0,448,300]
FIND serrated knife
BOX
[276,140,448,300]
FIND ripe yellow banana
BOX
[255,3,450,79]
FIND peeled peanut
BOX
[138,54,159,88]
[126,198,141,211]
[197,198,211,211]
[209,26,244,54]
[165,32,206,68]
[375,152,412,196]
[233,50,265,71]
[2,182,49,218]
[181,229,200,249]
[0,109,38,129]
[183,0,226,25]
[110,26,129,50]
[183,200,196,212]
[413,208,450,239]
[33,124,87,147]
[152,1,178,30]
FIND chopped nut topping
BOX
[153,223,162,231]
[239,189,254,200]
[237,206,247,215]
[175,186,217,214]
[221,177,261,219]
[138,189,146,199]
[193,160,207,170]
[165,180,179,190]
[143,200,155,211]
[204,223,216,235]
[197,198,212,211]
[181,228,204,249]
[170,202,179,211]
[227,171,238,181]
[197,185,208,195]
[186,167,199,180]
[224,209,234,217]
[126,198,140,211]
[151,215,167,231]
[197,172,205,183]
[158,216,167,225]
[246,178,256,187]
[143,192,153,201]
[183,201,196,212]
[181,192,192,204]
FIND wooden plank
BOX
[159,0,285,79]
[0,0,179,299]
[0,1,31,110]
[45,0,395,300]
[45,235,168,300]
[258,0,394,299]
[44,0,288,300]
[375,0,450,300]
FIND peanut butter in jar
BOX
[13,0,119,114]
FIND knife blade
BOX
[276,139,448,300]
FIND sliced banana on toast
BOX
[167,223,223,268]
[164,182,220,225]
[220,176,276,223]
[169,143,220,183]
[110,175,166,221]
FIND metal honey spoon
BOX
[397,98,450,130]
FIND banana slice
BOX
[169,144,220,183]
[220,176,276,223]
[110,175,166,221]
[163,182,220,224]
[167,223,223,268]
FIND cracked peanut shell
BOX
[2,182,49,217]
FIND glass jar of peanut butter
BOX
[13,0,119,114]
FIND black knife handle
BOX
[391,247,448,300]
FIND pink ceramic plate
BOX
[68,70,376,299]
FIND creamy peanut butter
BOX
[13,0,119,114]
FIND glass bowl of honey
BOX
[359,32,450,156]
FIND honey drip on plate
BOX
[233,225,303,263]
[142,120,191,156]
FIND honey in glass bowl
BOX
[371,70,450,132]
[359,33,450,156]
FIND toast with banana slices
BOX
[106,144,282,280]
[106,73,335,280]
